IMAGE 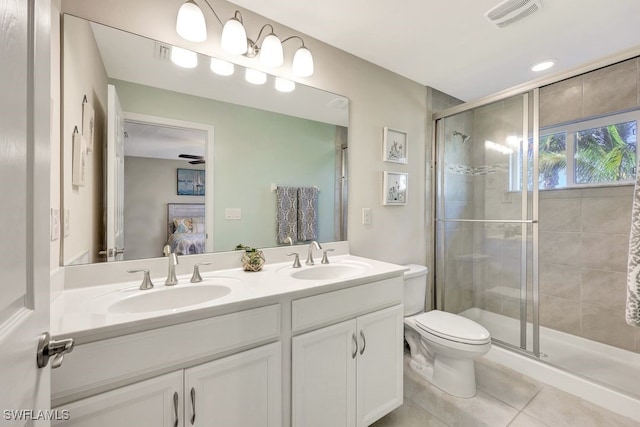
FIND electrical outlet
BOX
[225,208,242,220]
[50,208,60,241]
[362,208,372,225]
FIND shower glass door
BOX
[435,91,539,355]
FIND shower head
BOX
[453,131,471,143]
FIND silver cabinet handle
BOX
[190,387,196,425]
[351,332,358,359]
[173,392,179,427]
[359,330,366,355]
[36,332,74,369]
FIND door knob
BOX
[37,332,74,369]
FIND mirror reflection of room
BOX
[62,15,348,266]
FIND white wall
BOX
[59,0,429,267]
[62,15,108,264]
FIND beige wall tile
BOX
[581,303,637,351]
[581,197,632,235]
[581,269,627,310]
[540,263,581,301]
[583,59,638,118]
[539,232,581,266]
[581,185,633,198]
[540,76,583,127]
[580,233,628,272]
[539,198,581,232]
[540,294,581,335]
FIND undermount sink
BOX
[287,262,370,281]
[108,285,231,313]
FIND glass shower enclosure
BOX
[434,90,540,356]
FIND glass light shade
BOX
[259,34,284,67]
[292,46,314,77]
[221,18,247,55]
[275,77,295,93]
[245,68,267,85]
[210,58,234,76]
[170,46,198,69]
[531,60,555,72]
[176,1,207,42]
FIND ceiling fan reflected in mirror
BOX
[178,153,205,164]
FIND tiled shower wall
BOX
[440,56,640,353]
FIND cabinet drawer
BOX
[291,277,402,333]
[52,304,280,404]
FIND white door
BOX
[0,0,52,421]
[356,305,404,427]
[292,320,357,427]
[184,343,281,427]
[52,371,183,427]
[106,84,125,261]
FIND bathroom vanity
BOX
[50,251,405,426]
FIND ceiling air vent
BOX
[485,0,542,28]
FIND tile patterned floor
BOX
[372,356,640,427]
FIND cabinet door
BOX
[184,342,281,427]
[292,319,357,427]
[356,305,404,427]
[52,371,183,427]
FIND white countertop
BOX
[51,255,406,343]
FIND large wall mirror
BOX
[62,14,349,266]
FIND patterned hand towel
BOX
[298,187,319,241]
[627,176,640,326]
[276,186,298,244]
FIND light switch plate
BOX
[225,208,242,220]
[50,208,60,241]
[362,208,372,225]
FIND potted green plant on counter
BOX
[235,244,265,272]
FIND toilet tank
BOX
[403,264,429,316]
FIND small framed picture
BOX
[82,101,95,152]
[383,127,408,164]
[72,132,87,187]
[383,171,408,205]
[177,168,205,196]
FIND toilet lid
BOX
[414,311,491,344]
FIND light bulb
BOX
[275,77,295,92]
[176,0,207,42]
[170,46,198,69]
[259,34,284,67]
[292,46,314,77]
[221,17,247,55]
[210,58,234,76]
[245,68,267,85]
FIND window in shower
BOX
[510,110,640,191]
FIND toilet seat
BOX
[414,311,490,345]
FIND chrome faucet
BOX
[305,241,322,266]
[163,244,179,286]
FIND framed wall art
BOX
[383,171,408,205]
[383,127,408,164]
[177,168,205,196]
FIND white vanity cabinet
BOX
[291,278,404,427]
[53,371,183,427]
[54,342,281,427]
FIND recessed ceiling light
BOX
[531,59,556,72]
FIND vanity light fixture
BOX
[210,57,234,76]
[175,0,314,77]
[171,46,198,68]
[245,68,267,85]
[531,59,556,72]
[275,77,295,93]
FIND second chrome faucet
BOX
[163,244,179,285]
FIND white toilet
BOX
[403,265,491,398]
